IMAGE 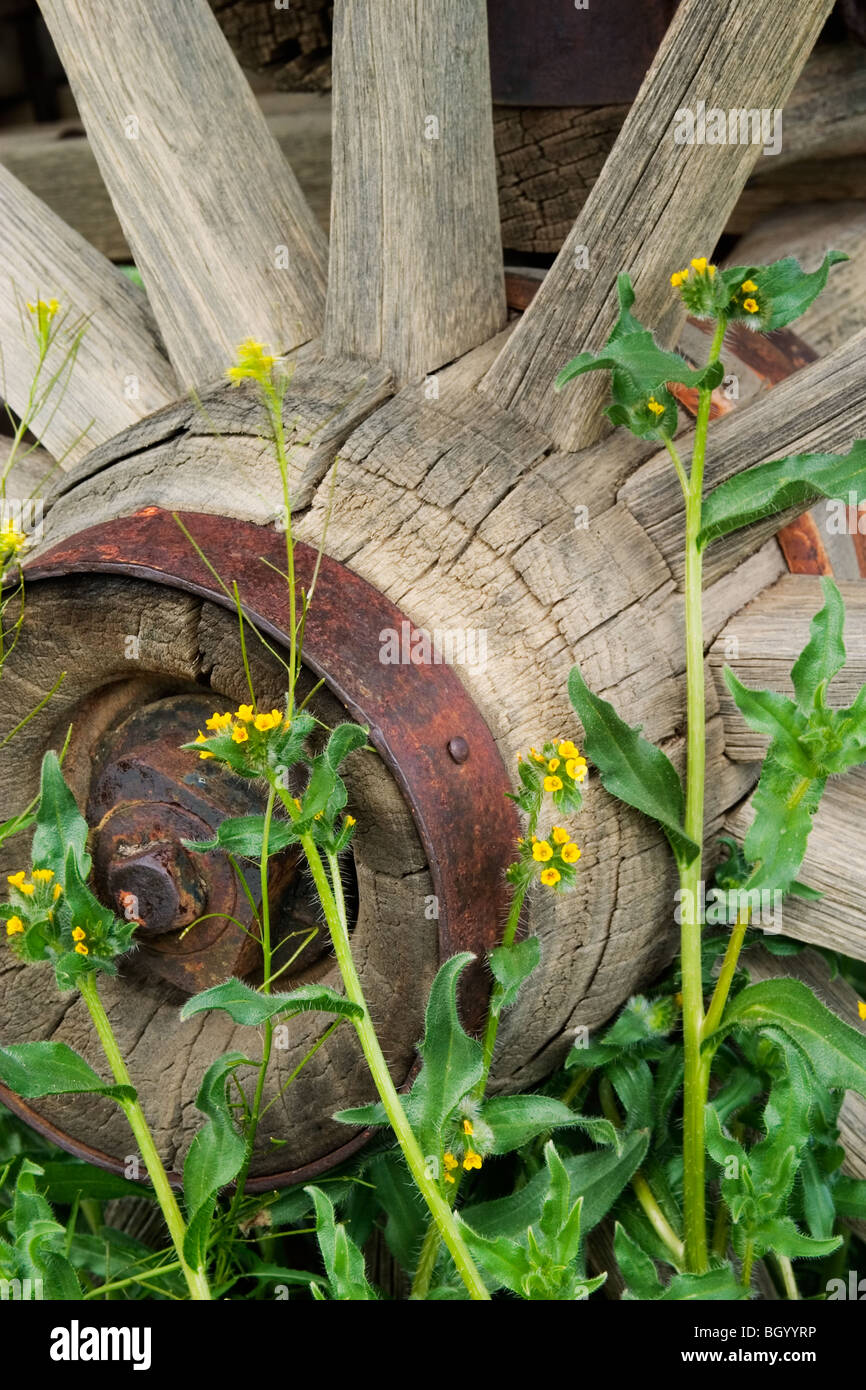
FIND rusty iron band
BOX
[4,507,520,1190]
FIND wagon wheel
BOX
[0,0,863,1186]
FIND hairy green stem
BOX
[477,879,528,1097]
[599,1078,685,1268]
[774,1253,800,1300]
[703,907,751,1041]
[78,973,211,1301]
[294,833,489,1299]
[680,315,726,1274]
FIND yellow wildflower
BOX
[547,758,560,772]
[53,883,63,901]
[740,279,758,293]
[443,1152,459,1171]
[32,868,54,882]
[6,917,24,936]
[463,1150,483,1172]
[743,297,759,314]
[532,841,553,863]
[462,1118,474,1136]
[544,775,563,792]
[74,943,89,956]
[561,843,581,864]
[254,711,281,732]
[0,520,28,555]
[647,397,665,417]
[552,826,570,845]
[345,815,356,827]
[529,746,546,764]
[205,711,233,732]
[565,757,587,783]
[195,731,214,760]
[670,269,689,287]
[540,867,561,887]
[858,1000,866,1022]
[71,927,86,942]
[558,740,578,759]
[690,257,708,273]
[232,725,249,744]
[226,338,276,385]
[235,704,255,722]
[7,872,34,896]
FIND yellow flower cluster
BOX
[0,518,29,558]
[531,826,582,886]
[670,257,716,288]
[529,740,587,793]
[26,297,59,320]
[647,397,666,417]
[6,868,62,936]
[740,279,760,314]
[195,705,286,759]
[72,925,88,956]
[442,1147,483,1183]
[226,338,277,386]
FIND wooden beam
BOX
[619,327,866,587]
[37,0,328,388]
[324,0,506,385]
[0,166,176,467]
[479,0,834,450]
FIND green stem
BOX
[741,1238,755,1289]
[477,879,527,1097]
[78,973,211,1301]
[702,908,751,1041]
[680,314,726,1275]
[599,1078,685,1268]
[774,1253,799,1300]
[303,837,489,1300]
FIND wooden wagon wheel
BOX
[1,0,864,1187]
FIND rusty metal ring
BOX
[2,507,519,1190]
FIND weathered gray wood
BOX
[325,0,505,385]
[711,576,866,761]
[38,0,328,388]
[0,165,176,466]
[479,0,834,450]
[0,94,334,263]
[620,328,866,587]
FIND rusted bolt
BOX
[447,736,470,764]
[106,841,205,937]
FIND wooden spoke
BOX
[38,0,328,388]
[0,166,176,467]
[480,0,834,450]
[325,0,505,385]
[620,327,866,586]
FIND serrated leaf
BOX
[184,814,297,858]
[719,978,866,1097]
[791,578,847,713]
[722,251,848,331]
[481,1094,620,1156]
[31,751,90,880]
[324,723,369,770]
[410,954,483,1154]
[568,666,698,867]
[723,670,814,776]
[742,755,825,896]
[699,440,866,550]
[0,1042,134,1105]
[488,936,541,1014]
[179,978,361,1027]
[615,1222,664,1300]
[182,1051,249,1263]
[307,1185,376,1300]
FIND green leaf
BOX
[25,1162,149,1204]
[719,978,866,1096]
[742,755,825,896]
[324,723,369,770]
[179,978,361,1027]
[184,814,297,858]
[751,1215,840,1261]
[698,440,866,550]
[9,1160,81,1300]
[568,666,698,866]
[409,954,483,1154]
[365,1153,428,1271]
[307,1186,377,1300]
[481,1094,620,1156]
[722,251,848,331]
[0,1042,135,1104]
[614,1222,664,1299]
[660,1266,750,1301]
[722,671,814,776]
[791,578,847,713]
[832,1174,866,1221]
[488,936,541,1014]
[182,1051,249,1264]
[31,751,90,880]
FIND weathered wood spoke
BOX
[37,0,328,387]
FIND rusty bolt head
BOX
[106,841,205,937]
[447,736,470,764]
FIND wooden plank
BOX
[0,94,334,263]
[0,165,176,466]
[619,328,866,587]
[324,0,506,385]
[478,0,834,451]
[38,0,328,388]
[710,575,866,761]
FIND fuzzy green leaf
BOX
[481,1094,620,1156]
[410,953,484,1154]
[0,1041,134,1105]
[488,936,541,1014]
[791,578,847,713]
[184,814,297,858]
[31,751,90,880]
[180,978,361,1027]
[719,978,866,1097]
[698,441,866,550]
[721,251,848,331]
[568,666,698,866]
